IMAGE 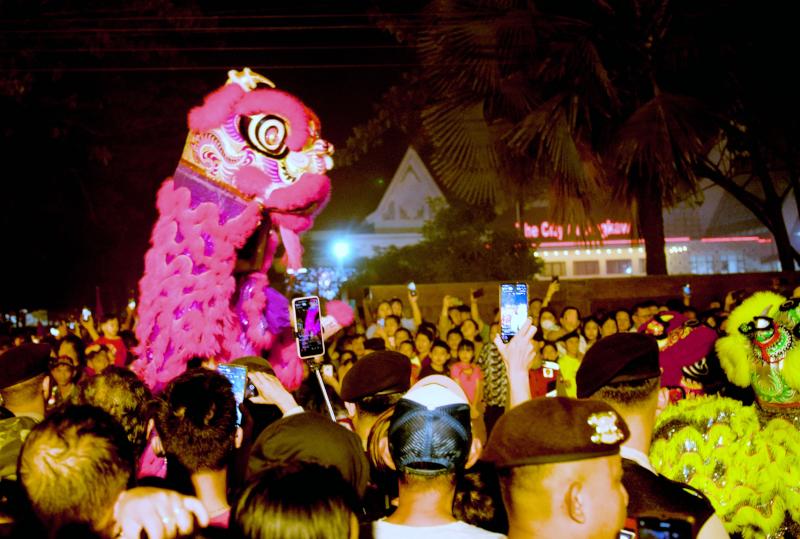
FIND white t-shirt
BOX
[373,520,506,539]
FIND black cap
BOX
[340,351,411,402]
[484,397,629,468]
[576,333,661,399]
[247,412,369,497]
[0,343,51,389]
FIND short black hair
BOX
[447,328,463,339]
[74,366,153,458]
[560,306,580,319]
[19,405,134,536]
[232,462,359,539]
[416,328,434,343]
[457,340,475,353]
[431,339,449,353]
[156,369,237,471]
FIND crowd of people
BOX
[1,279,799,539]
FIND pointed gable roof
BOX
[364,147,445,232]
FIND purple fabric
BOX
[173,163,248,224]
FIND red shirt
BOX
[94,336,127,367]
[529,368,556,398]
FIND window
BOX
[690,255,714,274]
[606,259,633,275]
[573,260,600,276]
[542,262,566,277]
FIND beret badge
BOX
[588,412,625,445]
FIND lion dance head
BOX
[133,68,344,391]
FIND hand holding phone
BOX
[81,307,91,321]
[682,283,692,296]
[292,296,325,359]
[500,283,529,343]
[408,282,417,297]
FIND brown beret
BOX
[0,343,51,389]
[340,351,411,403]
[576,333,660,399]
[484,397,629,468]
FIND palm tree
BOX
[411,0,728,274]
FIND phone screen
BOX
[682,284,691,296]
[408,282,417,297]
[217,364,247,425]
[500,283,528,343]
[81,308,91,321]
[293,296,325,359]
[636,517,692,539]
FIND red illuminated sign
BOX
[519,220,632,241]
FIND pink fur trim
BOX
[132,179,261,389]
[271,339,304,391]
[188,83,246,132]
[324,300,354,328]
[234,166,272,198]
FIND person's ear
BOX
[656,387,670,417]
[565,481,586,524]
[235,426,243,449]
[465,437,483,469]
[379,436,396,471]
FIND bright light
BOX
[332,240,351,261]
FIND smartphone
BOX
[49,327,59,337]
[292,296,325,359]
[128,299,137,309]
[636,517,692,538]
[81,307,91,321]
[322,364,334,378]
[472,288,485,299]
[552,275,559,283]
[363,287,372,300]
[408,282,417,297]
[218,364,247,425]
[68,322,75,330]
[682,283,691,296]
[500,282,529,343]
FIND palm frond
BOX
[607,93,721,205]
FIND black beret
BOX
[484,397,629,468]
[576,333,661,399]
[340,351,411,402]
[0,343,51,389]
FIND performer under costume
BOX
[133,68,352,391]
[650,292,800,538]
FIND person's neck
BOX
[431,364,445,372]
[617,408,654,455]
[386,480,457,527]
[56,382,74,395]
[190,468,230,517]
[354,413,377,451]
[508,517,567,538]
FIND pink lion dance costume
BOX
[133,68,351,391]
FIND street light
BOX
[332,240,351,265]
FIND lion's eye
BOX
[239,114,288,158]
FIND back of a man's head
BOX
[387,376,475,487]
[157,368,237,472]
[340,351,411,419]
[18,405,134,536]
[75,366,153,457]
[576,333,662,413]
[484,398,629,539]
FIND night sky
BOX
[1,1,417,311]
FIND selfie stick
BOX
[309,360,336,422]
